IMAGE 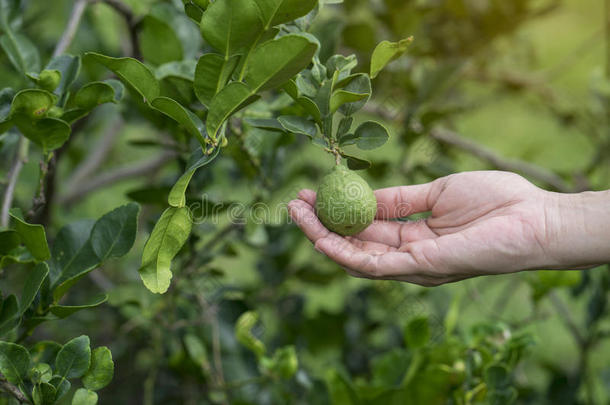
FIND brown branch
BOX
[0,375,30,404]
[59,151,178,206]
[428,127,575,193]
[89,0,140,58]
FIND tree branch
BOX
[64,119,124,191]
[59,151,178,206]
[428,127,575,193]
[1,137,29,227]
[53,0,88,58]
[0,375,30,404]
[89,0,140,58]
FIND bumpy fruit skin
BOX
[315,165,377,236]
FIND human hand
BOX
[288,171,564,286]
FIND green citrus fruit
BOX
[315,165,377,236]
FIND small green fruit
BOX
[315,165,377,236]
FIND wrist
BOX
[543,190,610,268]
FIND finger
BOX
[287,199,329,243]
[374,179,444,219]
[297,189,316,206]
[355,219,438,247]
[315,235,424,278]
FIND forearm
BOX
[544,189,610,268]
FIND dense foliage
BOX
[0,0,609,404]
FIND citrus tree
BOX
[1,0,609,404]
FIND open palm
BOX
[288,171,554,286]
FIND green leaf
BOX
[49,294,108,318]
[337,74,371,116]
[151,97,207,146]
[0,294,19,336]
[0,229,20,254]
[90,203,139,261]
[340,153,370,170]
[194,53,239,107]
[156,60,197,82]
[338,133,358,147]
[50,220,99,301]
[55,335,91,379]
[282,80,321,123]
[20,262,49,314]
[206,82,259,139]
[32,382,56,405]
[9,208,51,261]
[31,341,62,364]
[278,115,316,137]
[244,118,285,132]
[12,115,71,152]
[139,15,183,66]
[139,207,192,294]
[235,311,266,357]
[370,37,413,79]
[206,34,317,138]
[326,54,358,79]
[46,54,81,104]
[49,376,70,401]
[10,89,56,119]
[337,116,353,139]
[253,0,318,28]
[184,334,208,366]
[184,2,204,23]
[244,34,319,93]
[200,0,263,58]
[72,81,118,110]
[330,90,368,115]
[52,204,139,301]
[29,362,53,384]
[72,388,98,405]
[0,342,30,385]
[86,53,160,103]
[354,121,389,150]
[0,32,40,73]
[168,147,219,208]
[404,316,430,349]
[82,347,114,391]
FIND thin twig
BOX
[89,0,140,58]
[53,0,88,58]
[1,137,28,227]
[429,127,575,193]
[0,375,30,404]
[59,151,178,205]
